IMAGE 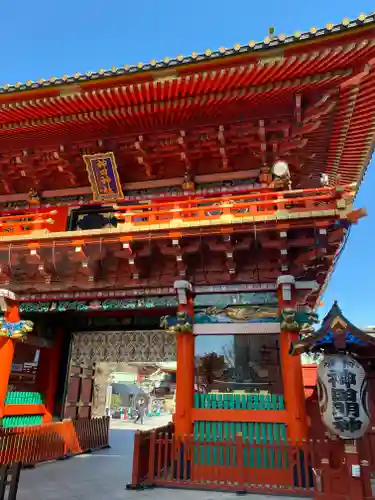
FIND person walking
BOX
[134,397,145,425]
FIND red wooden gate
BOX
[64,363,95,419]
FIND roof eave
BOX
[1,14,374,101]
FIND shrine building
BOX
[0,14,374,499]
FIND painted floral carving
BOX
[160,311,193,334]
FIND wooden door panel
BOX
[64,363,95,419]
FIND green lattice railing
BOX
[5,391,44,405]
[3,392,45,429]
[2,415,43,428]
[194,392,285,411]
[193,393,288,468]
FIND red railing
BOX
[0,210,57,236]
[129,427,323,496]
[0,185,352,238]
[115,185,351,228]
[0,417,110,466]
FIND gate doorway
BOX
[65,330,176,417]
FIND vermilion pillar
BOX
[174,280,195,437]
[277,275,308,441]
[0,339,14,419]
[0,291,20,419]
[37,328,63,422]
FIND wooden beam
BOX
[4,404,46,416]
[345,207,367,223]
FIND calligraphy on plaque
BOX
[317,354,370,439]
[83,152,123,201]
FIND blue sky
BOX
[2,1,374,326]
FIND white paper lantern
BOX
[317,354,370,439]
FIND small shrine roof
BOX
[290,301,375,355]
[318,301,365,337]
[1,12,374,96]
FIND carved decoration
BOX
[280,307,300,332]
[27,188,42,206]
[71,330,176,364]
[300,310,320,335]
[182,171,195,191]
[20,296,179,313]
[258,166,272,186]
[0,288,34,340]
[160,311,193,334]
[195,305,281,324]
[19,291,278,313]
[0,319,33,340]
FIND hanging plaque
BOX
[317,354,370,439]
[83,152,123,201]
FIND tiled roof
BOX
[1,12,374,95]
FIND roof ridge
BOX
[1,12,374,96]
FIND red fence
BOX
[129,428,321,496]
[73,417,110,452]
[0,417,109,466]
[130,426,375,499]
[130,423,173,488]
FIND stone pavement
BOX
[16,427,308,500]
[17,428,134,500]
